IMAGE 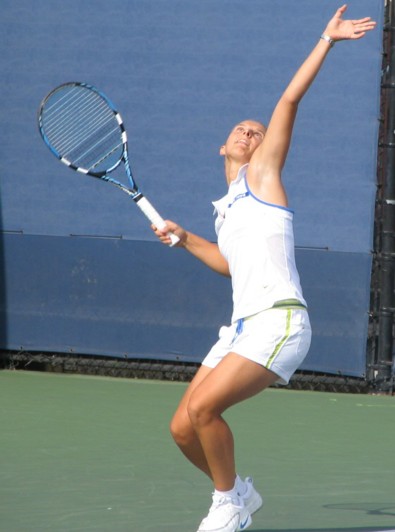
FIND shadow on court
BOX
[1,370,394,532]
[324,503,395,517]
[248,503,395,531]
[254,528,395,532]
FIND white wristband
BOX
[320,34,335,47]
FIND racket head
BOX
[38,82,126,177]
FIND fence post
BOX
[373,0,395,393]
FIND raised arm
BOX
[247,4,376,204]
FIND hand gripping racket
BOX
[38,81,179,246]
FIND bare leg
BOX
[170,365,214,478]
[186,353,279,491]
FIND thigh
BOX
[189,353,279,417]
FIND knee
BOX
[169,411,194,447]
[187,395,215,430]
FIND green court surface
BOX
[0,370,394,532]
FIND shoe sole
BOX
[237,512,252,531]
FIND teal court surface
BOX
[0,370,394,532]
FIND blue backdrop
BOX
[0,0,383,377]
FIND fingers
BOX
[332,4,376,27]
[151,223,169,240]
[353,17,374,24]
[333,4,348,21]
[151,225,172,246]
[151,221,184,247]
[352,18,376,27]
[352,32,366,41]
[326,9,376,42]
[351,18,377,37]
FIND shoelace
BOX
[210,494,240,511]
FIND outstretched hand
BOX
[324,4,376,42]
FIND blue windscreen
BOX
[0,0,383,377]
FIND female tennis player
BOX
[153,5,376,531]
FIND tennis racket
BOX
[38,81,179,246]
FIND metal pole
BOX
[375,0,395,392]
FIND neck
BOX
[224,159,245,186]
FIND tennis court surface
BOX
[1,370,394,531]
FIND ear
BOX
[219,145,226,156]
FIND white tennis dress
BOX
[213,164,307,322]
[203,164,311,384]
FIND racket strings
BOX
[44,88,108,149]
[41,85,124,173]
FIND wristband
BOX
[320,34,335,47]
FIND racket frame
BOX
[38,81,179,245]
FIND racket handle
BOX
[135,196,180,247]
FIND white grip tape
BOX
[136,196,179,247]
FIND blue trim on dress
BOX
[244,177,294,214]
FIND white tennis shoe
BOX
[197,493,252,532]
[239,477,263,515]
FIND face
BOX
[220,120,266,163]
